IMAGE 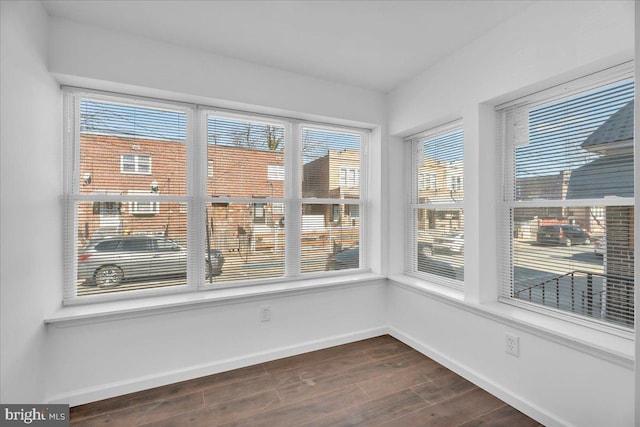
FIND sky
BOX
[80,100,361,163]
[515,79,634,179]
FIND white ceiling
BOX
[42,0,533,93]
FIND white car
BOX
[593,238,606,256]
[434,232,464,253]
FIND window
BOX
[65,89,369,302]
[302,127,365,273]
[418,172,437,190]
[127,190,160,215]
[267,164,284,181]
[339,167,360,187]
[121,154,151,174]
[406,121,464,288]
[497,65,634,329]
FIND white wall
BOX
[0,1,63,403]
[388,286,634,427]
[46,281,387,405]
[387,1,635,426]
[48,17,385,128]
[0,2,388,405]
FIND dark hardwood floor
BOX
[70,335,542,426]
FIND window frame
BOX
[63,88,371,305]
[495,63,635,333]
[120,153,152,175]
[339,166,360,188]
[405,120,464,290]
[127,190,160,215]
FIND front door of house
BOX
[99,202,120,228]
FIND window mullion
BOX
[286,122,301,277]
[189,107,204,289]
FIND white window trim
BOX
[127,190,160,215]
[495,63,635,333]
[388,274,633,368]
[63,88,371,305]
[405,119,464,290]
[339,166,360,188]
[120,153,152,175]
[418,172,437,191]
[267,164,284,181]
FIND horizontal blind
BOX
[204,113,287,283]
[301,127,365,274]
[67,93,191,300]
[406,121,464,288]
[497,66,635,329]
[65,88,371,303]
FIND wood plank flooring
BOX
[70,335,542,426]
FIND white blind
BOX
[64,89,370,303]
[405,121,464,288]
[497,66,635,330]
[205,114,286,283]
[301,127,365,274]
[66,94,191,300]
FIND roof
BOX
[566,154,634,199]
[581,101,634,149]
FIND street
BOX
[78,239,605,298]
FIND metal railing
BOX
[514,270,634,327]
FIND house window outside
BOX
[418,172,437,190]
[121,154,151,174]
[406,122,464,288]
[65,89,369,301]
[448,175,462,193]
[128,190,160,215]
[267,164,284,181]
[253,202,266,224]
[339,167,359,187]
[497,67,634,329]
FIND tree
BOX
[266,125,283,151]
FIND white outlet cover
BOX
[260,306,271,322]
[505,333,519,357]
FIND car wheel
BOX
[94,265,123,287]
[565,239,572,247]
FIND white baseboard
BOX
[47,326,388,406]
[388,327,572,427]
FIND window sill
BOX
[46,272,384,327]
[388,274,634,369]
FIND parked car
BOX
[326,246,359,270]
[536,224,590,246]
[78,235,224,287]
[593,238,606,256]
[326,244,456,280]
[417,247,457,279]
[433,232,464,253]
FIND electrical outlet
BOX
[505,333,519,357]
[260,306,271,322]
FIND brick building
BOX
[79,134,360,252]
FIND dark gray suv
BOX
[536,224,590,246]
[78,235,224,287]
